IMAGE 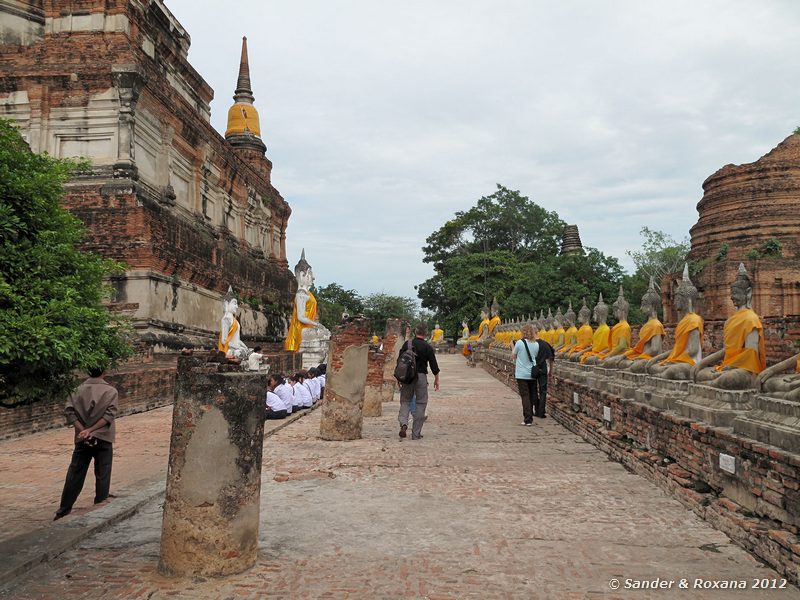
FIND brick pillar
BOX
[159,356,267,577]
[319,317,369,440]
[363,346,386,417]
[381,319,403,402]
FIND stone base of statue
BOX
[640,378,691,410]
[299,324,331,369]
[674,384,754,427]
[732,395,800,454]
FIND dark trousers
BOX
[265,409,288,420]
[516,378,536,424]
[533,372,548,416]
[58,439,113,513]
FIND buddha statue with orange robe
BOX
[619,277,666,372]
[646,264,703,379]
[218,287,249,360]
[579,293,611,364]
[693,263,766,390]
[284,250,325,352]
[558,302,579,352]
[488,297,502,335]
[551,307,566,349]
[600,286,633,368]
[566,298,594,360]
[430,324,444,344]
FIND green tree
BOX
[0,119,132,407]
[626,227,689,284]
[418,185,625,334]
[314,282,364,331]
[362,293,417,335]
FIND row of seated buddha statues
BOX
[482,262,800,398]
[458,297,503,356]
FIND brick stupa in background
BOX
[560,224,584,256]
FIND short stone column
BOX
[363,346,386,417]
[381,319,403,402]
[159,356,267,577]
[320,317,369,440]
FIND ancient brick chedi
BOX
[689,133,800,320]
[0,0,294,353]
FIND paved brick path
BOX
[1,354,797,599]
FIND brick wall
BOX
[0,364,175,440]
[482,352,800,585]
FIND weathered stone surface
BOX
[362,346,385,417]
[159,356,267,577]
[319,318,369,440]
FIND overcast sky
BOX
[167,0,800,300]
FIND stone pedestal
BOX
[675,384,754,427]
[380,319,403,402]
[640,377,691,410]
[159,356,267,577]
[732,395,800,453]
[319,317,369,440]
[299,323,331,369]
[363,346,386,417]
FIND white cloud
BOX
[168,0,800,298]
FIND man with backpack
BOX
[396,323,440,440]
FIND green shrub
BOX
[715,243,729,261]
[761,237,782,257]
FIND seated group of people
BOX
[264,366,326,419]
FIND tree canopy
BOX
[0,119,132,407]
[417,185,626,335]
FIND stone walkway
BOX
[1,354,797,599]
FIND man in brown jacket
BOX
[54,366,118,520]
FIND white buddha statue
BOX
[284,249,330,368]
[218,287,249,360]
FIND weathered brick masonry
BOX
[481,350,800,585]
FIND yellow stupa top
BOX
[225,36,262,138]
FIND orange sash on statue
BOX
[283,291,318,352]
[553,327,565,347]
[560,326,578,351]
[715,308,766,374]
[580,323,610,363]
[597,321,631,360]
[488,316,501,334]
[660,312,703,366]
[478,319,490,338]
[570,324,594,353]
[218,319,239,354]
[624,318,665,360]
[796,356,800,373]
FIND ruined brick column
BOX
[363,346,386,417]
[381,318,403,402]
[159,356,267,577]
[319,317,369,440]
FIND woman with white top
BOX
[269,374,294,416]
[511,323,539,426]
[290,373,313,409]
[265,390,288,419]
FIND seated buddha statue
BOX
[477,305,491,342]
[646,264,703,379]
[551,307,566,349]
[692,263,766,390]
[430,323,445,344]
[218,287,249,360]
[284,250,325,352]
[566,298,594,360]
[488,297,502,335]
[620,277,666,373]
[757,351,800,401]
[543,308,556,344]
[578,293,611,364]
[558,302,579,352]
[599,286,633,368]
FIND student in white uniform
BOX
[291,373,313,409]
[305,368,321,403]
[265,389,287,419]
[269,374,294,416]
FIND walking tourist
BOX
[512,324,539,426]
[532,327,555,418]
[54,365,119,520]
[398,323,440,440]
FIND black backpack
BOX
[394,339,418,384]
